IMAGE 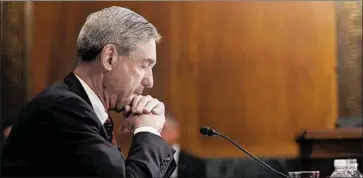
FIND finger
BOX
[143,100,158,114]
[135,95,152,114]
[151,102,164,115]
[123,105,132,118]
[151,105,160,115]
[131,95,143,113]
[124,105,131,113]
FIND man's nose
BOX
[141,75,154,88]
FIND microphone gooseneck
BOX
[200,126,290,178]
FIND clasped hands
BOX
[120,95,165,133]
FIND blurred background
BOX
[1,1,362,177]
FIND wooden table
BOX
[296,128,363,177]
[297,128,362,158]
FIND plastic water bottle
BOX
[346,159,363,178]
[330,159,349,177]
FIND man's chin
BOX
[107,104,124,113]
[112,96,135,114]
[109,106,132,118]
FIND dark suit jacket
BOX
[178,150,206,177]
[1,73,176,177]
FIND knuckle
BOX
[153,98,160,103]
[139,97,147,103]
[140,95,152,104]
[159,102,165,109]
[143,106,151,111]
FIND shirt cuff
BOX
[134,126,161,137]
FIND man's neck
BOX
[73,65,108,110]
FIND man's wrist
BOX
[134,126,161,137]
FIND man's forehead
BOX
[135,40,157,62]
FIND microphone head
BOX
[200,126,217,136]
[200,126,209,135]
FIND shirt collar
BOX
[74,74,109,124]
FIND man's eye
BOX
[141,65,148,69]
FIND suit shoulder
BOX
[30,82,89,109]
[20,82,95,123]
[21,82,101,129]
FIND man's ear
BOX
[100,44,118,71]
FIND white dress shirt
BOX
[75,75,160,136]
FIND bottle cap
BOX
[346,159,357,164]
[334,159,347,167]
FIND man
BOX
[161,114,206,177]
[1,6,176,177]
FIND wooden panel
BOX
[168,2,338,158]
[29,2,338,158]
[303,128,362,140]
[336,1,362,118]
[1,2,30,127]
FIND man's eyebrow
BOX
[144,58,156,64]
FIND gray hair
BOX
[76,6,161,61]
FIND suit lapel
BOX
[64,72,92,108]
[64,72,124,156]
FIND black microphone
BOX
[200,126,290,178]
